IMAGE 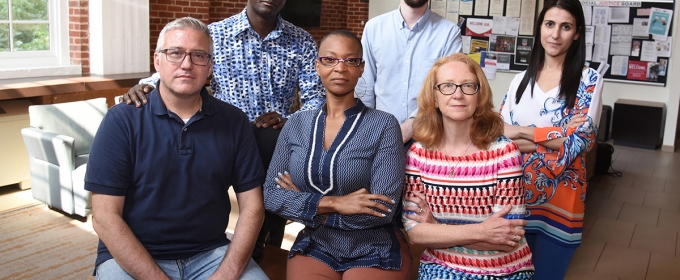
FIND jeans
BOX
[525,233,577,280]
[96,244,268,280]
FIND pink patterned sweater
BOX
[402,136,534,277]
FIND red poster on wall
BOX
[627,61,648,81]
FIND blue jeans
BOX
[525,233,576,280]
[96,244,268,280]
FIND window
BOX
[0,0,79,78]
[0,0,49,52]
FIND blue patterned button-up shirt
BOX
[142,9,325,121]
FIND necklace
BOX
[439,141,473,178]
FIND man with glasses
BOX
[121,0,323,261]
[358,0,462,143]
[85,17,268,279]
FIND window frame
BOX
[0,0,79,78]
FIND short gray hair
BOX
[155,17,213,54]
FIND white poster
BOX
[466,18,494,37]
[506,0,521,17]
[640,40,658,62]
[610,24,633,56]
[459,0,474,15]
[583,5,593,25]
[585,26,595,44]
[648,7,673,41]
[492,17,507,34]
[497,53,512,70]
[633,18,650,38]
[506,18,520,36]
[608,7,630,23]
[519,0,536,35]
[592,6,609,25]
[448,0,461,13]
[610,56,629,76]
[592,25,611,62]
[475,0,490,16]
[462,35,472,54]
[489,0,504,16]
[656,37,672,57]
[431,0,447,17]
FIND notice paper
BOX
[497,53,511,70]
[459,0,473,15]
[467,18,494,37]
[633,18,650,38]
[610,24,633,56]
[492,17,507,34]
[640,40,658,62]
[515,36,533,65]
[475,0,490,16]
[648,7,673,41]
[655,37,672,57]
[592,25,611,62]
[430,0,447,17]
[627,60,647,81]
[489,0,504,16]
[462,36,472,54]
[610,56,629,76]
[608,7,630,23]
[592,6,609,25]
[519,0,536,35]
[506,0,521,17]
[447,0,460,22]
[583,5,593,25]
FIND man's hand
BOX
[254,112,286,130]
[119,84,153,107]
[400,118,414,143]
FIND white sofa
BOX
[21,98,108,217]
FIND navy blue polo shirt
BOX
[85,86,264,266]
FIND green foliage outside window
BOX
[12,0,47,20]
[0,0,8,20]
[0,0,49,52]
[0,24,9,52]
[13,23,47,50]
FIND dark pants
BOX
[252,124,286,249]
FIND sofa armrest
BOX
[21,127,76,169]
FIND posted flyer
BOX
[627,60,647,81]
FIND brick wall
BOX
[147,0,370,69]
[69,0,89,74]
[65,1,370,75]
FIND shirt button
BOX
[183,128,188,132]
[402,103,406,107]
[403,82,407,85]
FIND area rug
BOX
[0,204,98,280]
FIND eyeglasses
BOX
[435,82,480,95]
[159,49,213,66]
[317,56,363,67]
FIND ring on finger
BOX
[418,208,423,214]
[277,117,281,123]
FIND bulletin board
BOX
[586,0,674,86]
[429,0,675,86]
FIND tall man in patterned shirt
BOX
[121,0,324,262]
[357,0,462,142]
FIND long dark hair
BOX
[515,0,586,109]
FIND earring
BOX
[355,76,367,98]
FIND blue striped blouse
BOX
[263,99,406,271]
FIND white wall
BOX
[89,0,150,75]
[369,0,680,150]
[369,0,400,19]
